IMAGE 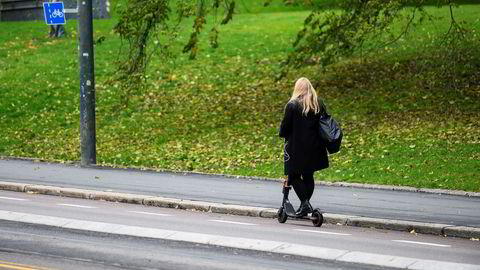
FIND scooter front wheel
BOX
[311,209,323,227]
[277,207,288,223]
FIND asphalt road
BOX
[2,221,379,270]
[0,159,479,227]
[0,190,479,269]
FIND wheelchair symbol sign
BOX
[43,2,66,25]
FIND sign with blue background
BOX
[43,2,66,25]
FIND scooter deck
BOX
[283,202,320,220]
[284,210,318,220]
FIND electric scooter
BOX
[277,180,324,227]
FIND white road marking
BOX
[0,196,28,201]
[1,211,477,270]
[57,203,96,209]
[209,220,257,226]
[294,229,351,236]
[127,211,172,217]
[392,240,451,248]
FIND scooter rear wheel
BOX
[311,209,323,227]
[277,207,288,223]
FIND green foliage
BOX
[0,4,479,191]
[113,0,171,106]
[285,0,472,71]
[182,0,235,59]
[113,0,236,106]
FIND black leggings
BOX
[288,172,315,202]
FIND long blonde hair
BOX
[290,77,320,115]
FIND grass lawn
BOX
[0,3,479,191]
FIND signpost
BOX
[42,1,96,166]
[78,0,96,166]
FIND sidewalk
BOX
[0,158,479,238]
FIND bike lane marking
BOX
[127,211,172,217]
[208,220,257,226]
[0,196,28,201]
[56,203,96,209]
[392,240,451,248]
[294,229,351,236]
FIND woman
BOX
[279,77,329,217]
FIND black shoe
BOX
[294,204,306,215]
[295,200,313,217]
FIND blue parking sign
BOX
[43,2,66,25]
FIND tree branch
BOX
[378,7,416,49]
[444,1,466,40]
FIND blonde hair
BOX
[290,77,320,115]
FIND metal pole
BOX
[78,0,96,165]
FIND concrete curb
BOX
[2,156,479,198]
[1,181,479,239]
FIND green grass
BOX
[0,4,479,191]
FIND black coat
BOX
[279,100,329,175]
